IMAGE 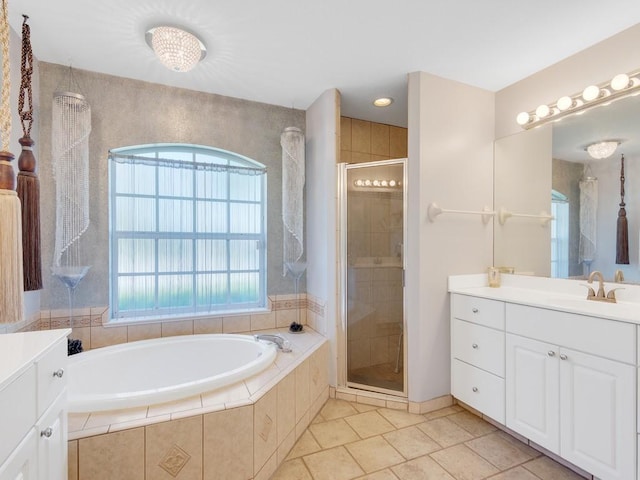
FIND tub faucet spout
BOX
[254,334,292,353]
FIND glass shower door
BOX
[343,160,406,395]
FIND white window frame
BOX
[108,144,267,320]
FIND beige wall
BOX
[340,117,407,163]
[407,72,495,402]
[305,88,340,384]
[494,125,552,276]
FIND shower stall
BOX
[338,159,407,396]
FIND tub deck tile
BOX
[108,413,171,433]
[84,406,149,430]
[69,328,327,440]
[147,394,202,417]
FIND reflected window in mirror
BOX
[551,190,569,278]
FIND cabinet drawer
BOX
[451,294,505,329]
[506,303,635,364]
[452,319,504,377]
[452,359,504,423]
[0,365,37,466]
[36,339,68,418]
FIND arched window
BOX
[108,144,266,319]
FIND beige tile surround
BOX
[12,293,328,351]
[272,399,591,480]
[67,328,329,480]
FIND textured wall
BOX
[38,62,305,310]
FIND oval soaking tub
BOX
[67,334,277,413]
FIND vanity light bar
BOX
[516,70,640,129]
[353,179,401,188]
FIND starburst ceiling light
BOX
[586,141,619,160]
[146,26,206,73]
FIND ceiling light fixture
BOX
[146,26,206,72]
[373,97,393,107]
[516,69,640,129]
[585,141,619,160]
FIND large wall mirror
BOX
[494,92,640,283]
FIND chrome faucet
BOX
[586,270,617,303]
[254,334,292,352]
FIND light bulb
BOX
[582,85,601,102]
[535,104,550,118]
[381,180,388,187]
[373,180,380,186]
[516,112,530,125]
[389,180,396,187]
[556,96,574,111]
[611,73,631,91]
[354,179,363,187]
[364,180,371,186]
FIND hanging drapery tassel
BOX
[616,153,629,264]
[16,14,42,291]
[0,0,25,323]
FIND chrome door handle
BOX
[472,343,478,349]
[559,354,568,360]
[472,387,478,392]
[547,351,555,357]
[41,427,53,438]
[53,368,64,378]
[472,308,479,313]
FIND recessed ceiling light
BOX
[373,97,393,107]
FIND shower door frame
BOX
[338,159,408,398]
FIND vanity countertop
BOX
[0,329,71,390]
[449,274,640,324]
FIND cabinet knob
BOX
[472,308,479,313]
[472,387,478,392]
[472,343,478,349]
[559,354,568,360]
[53,368,64,378]
[547,351,555,357]
[41,427,53,438]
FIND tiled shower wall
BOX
[341,117,407,372]
[347,191,403,371]
[340,116,408,163]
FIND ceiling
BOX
[7,1,640,128]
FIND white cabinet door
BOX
[559,348,635,480]
[0,429,38,480]
[506,334,560,453]
[36,393,67,480]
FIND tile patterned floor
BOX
[271,399,586,480]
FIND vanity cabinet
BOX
[505,303,636,480]
[0,330,70,480]
[450,295,505,423]
[450,292,637,480]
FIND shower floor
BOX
[348,361,403,392]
